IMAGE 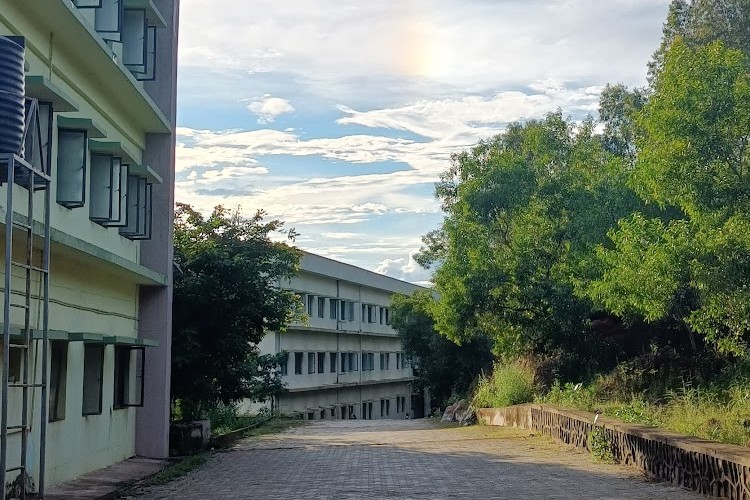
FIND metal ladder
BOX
[0,97,51,499]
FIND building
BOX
[250,252,426,420]
[0,0,177,494]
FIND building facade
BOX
[0,0,177,492]
[251,252,425,420]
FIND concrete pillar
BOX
[135,0,179,459]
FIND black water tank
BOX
[0,36,25,155]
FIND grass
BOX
[537,381,750,447]
[471,362,535,409]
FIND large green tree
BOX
[419,112,640,377]
[390,291,492,407]
[172,204,301,420]
[588,39,750,354]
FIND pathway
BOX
[131,419,699,499]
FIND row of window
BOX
[38,102,153,239]
[73,0,159,81]
[305,396,409,420]
[302,294,391,325]
[47,341,144,422]
[286,351,408,376]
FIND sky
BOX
[175,0,671,285]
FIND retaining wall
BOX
[477,404,750,499]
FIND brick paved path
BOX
[136,419,698,499]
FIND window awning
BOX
[123,0,167,28]
[57,116,107,138]
[25,76,79,113]
[88,139,141,166]
[8,328,159,347]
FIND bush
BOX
[472,362,535,408]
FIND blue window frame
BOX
[56,129,88,208]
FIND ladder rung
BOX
[9,344,29,349]
[5,466,24,473]
[8,383,43,388]
[7,425,28,430]
[10,261,48,273]
[9,303,29,309]
[11,220,32,231]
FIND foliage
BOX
[471,362,535,409]
[419,112,641,379]
[172,204,302,421]
[589,426,617,464]
[390,290,492,407]
[204,403,263,435]
[588,40,750,355]
[249,352,289,414]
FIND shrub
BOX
[472,362,535,408]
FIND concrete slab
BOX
[45,457,168,500]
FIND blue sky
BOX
[175,0,671,284]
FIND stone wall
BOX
[477,404,750,499]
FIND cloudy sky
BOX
[176,0,670,284]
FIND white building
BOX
[253,252,425,420]
[0,0,178,494]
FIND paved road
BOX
[135,419,699,499]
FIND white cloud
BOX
[247,95,295,123]
[179,0,669,101]
[376,252,432,284]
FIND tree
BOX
[419,112,640,378]
[390,291,492,407]
[648,0,750,83]
[588,40,750,354]
[250,352,289,415]
[172,204,302,420]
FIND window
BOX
[362,352,374,371]
[379,307,384,324]
[385,308,391,325]
[380,399,385,417]
[368,402,373,420]
[82,345,103,415]
[49,341,68,422]
[306,295,315,316]
[279,354,288,376]
[90,154,128,226]
[294,352,303,375]
[307,352,315,374]
[38,102,52,175]
[347,352,358,372]
[368,305,376,323]
[8,348,21,383]
[340,301,347,321]
[386,399,390,415]
[348,302,354,322]
[401,396,406,413]
[56,129,87,208]
[94,0,123,42]
[317,297,325,318]
[130,25,156,81]
[123,9,147,72]
[114,346,145,409]
[119,176,152,240]
[341,353,347,373]
[361,304,366,322]
[397,397,401,413]
[73,0,103,6]
[329,299,338,319]
[317,352,325,373]
[380,353,391,370]
[329,352,337,373]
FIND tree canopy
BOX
[413,0,750,389]
[172,204,301,420]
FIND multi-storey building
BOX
[0,0,177,494]
[251,252,425,420]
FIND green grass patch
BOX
[538,381,750,447]
[472,362,535,409]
